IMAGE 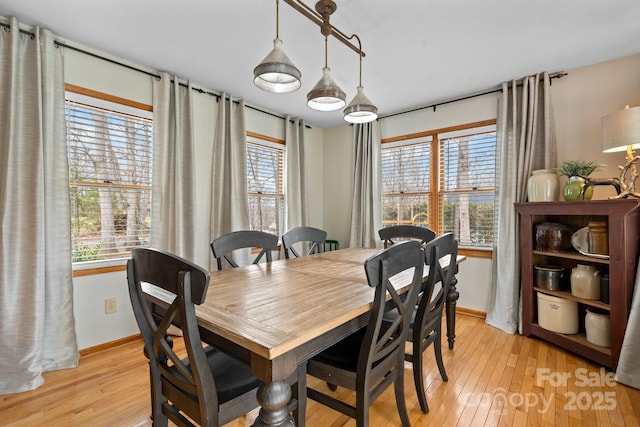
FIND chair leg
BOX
[412,342,430,414]
[394,363,411,427]
[434,329,448,382]
[293,364,307,427]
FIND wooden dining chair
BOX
[406,232,458,413]
[378,224,436,248]
[210,230,278,270]
[281,226,327,259]
[300,241,424,427]
[127,247,260,426]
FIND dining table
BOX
[143,246,465,427]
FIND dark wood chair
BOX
[378,224,436,248]
[127,247,260,426]
[323,239,340,252]
[406,232,458,413]
[210,230,278,270]
[300,241,424,427]
[281,226,327,259]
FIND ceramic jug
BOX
[570,264,600,300]
[527,169,559,202]
[585,309,611,347]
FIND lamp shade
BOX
[344,86,378,123]
[254,38,301,93]
[306,67,346,111]
[601,105,640,153]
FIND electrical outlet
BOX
[105,297,117,314]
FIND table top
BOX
[143,247,465,362]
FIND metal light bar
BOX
[281,0,365,58]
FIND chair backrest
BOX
[281,226,328,259]
[210,230,278,270]
[360,241,424,382]
[127,248,217,425]
[378,225,436,248]
[415,233,458,330]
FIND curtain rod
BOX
[0,22,308,127]
[379,72,567,120]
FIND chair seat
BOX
[310,328,366,372]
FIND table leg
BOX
[253,380,295,427]
[446,268,460,349]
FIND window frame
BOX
[65,84,153,275]
[246,132,286,238]
[381,119,497,258]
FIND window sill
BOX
[458,247,493,259]
[73,259,127,277]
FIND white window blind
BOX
[66,98,152,263]
[247,140,284,236]
[439,128,496,247]
[381,138,432,228]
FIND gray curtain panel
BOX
[284,116,308,230]
[151,73,196,261]
[486,73,557,334]
[0,18,78,394]
[349,121,382,248]
[209,94,249,270]
[615,258,640,389]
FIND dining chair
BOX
[127,247,260,427]
[281,226,327,259]
[210,230,278,270]
[378,224,436,248]
[323,239,340,252]
[406,232,458,413]
[300,241,424,427]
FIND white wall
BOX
[66,42,640,348]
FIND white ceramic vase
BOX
[527,169,559,202]
[570,264,600,300]
[585,309,611,347]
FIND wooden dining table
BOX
[143,246,465,427]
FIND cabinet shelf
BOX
[532,250,609,265]
[517,200,640,370]
[533,287,610,310]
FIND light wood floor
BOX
[1,314,639,426]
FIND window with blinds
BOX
[439,128,496,247]
[381,138,432,228]
[247,139,284,236]
[66,96,153,263]
[381,122,496,249]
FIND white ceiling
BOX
[2,0,640,128]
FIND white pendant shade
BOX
[344,86,378,123]
[253,38,301,93]
[306,67,346,111]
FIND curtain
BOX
[0,18,78,394]
[486,72,556,334]
[615,256,640,389]
[348,121,382,248]
[150,73,196,261]
[209,94,249,270]
[284,116,308,230]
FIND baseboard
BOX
[79,334,142,357]
[456,307,486,319]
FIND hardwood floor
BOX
[1,313,639,426]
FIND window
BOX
[246,136,285,236]
[66,90,153,264]
[381,121,496,249]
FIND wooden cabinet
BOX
[516,200,640,370]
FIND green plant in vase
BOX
[555,160,602,200]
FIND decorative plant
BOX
[555,160,601,178]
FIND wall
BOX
[67,41,640,348]
[321,53,640,314]
[66,47,324,350]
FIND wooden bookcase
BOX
[516,200,640,370]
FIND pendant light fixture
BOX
[306,36,346,111]
[343,34,377,123]
[255,0,378,116]
[253,0,302,93]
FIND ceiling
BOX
[2,0,640,128]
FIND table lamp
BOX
[601,105,640,198]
